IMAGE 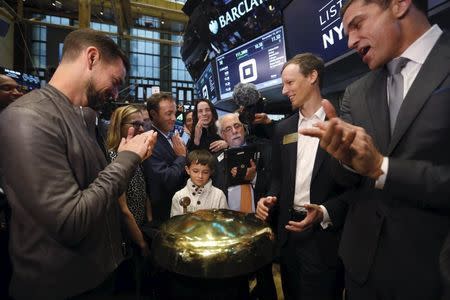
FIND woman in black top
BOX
[106,105,152,257]
[187,99,228,153]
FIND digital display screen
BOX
[215,26,286,100]
[195,62,218,103]
[283,0,349,63]
[1,67,40,92]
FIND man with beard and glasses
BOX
[0,28,158,300]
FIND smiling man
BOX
[143,92,187,223]
[0,29,157,300]
[0,75,23,112]
[299,0,450,299]
[255,53,348,300]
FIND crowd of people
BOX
[0,0,449,299]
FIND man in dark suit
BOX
[143,92,187,223]
[300,0,450,299]
[214,113,272,212]
[214,112,276,300]
[256,53,348,300]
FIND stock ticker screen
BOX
[1,67,40,92]
[215,26,286,100]
[195,62,218,103]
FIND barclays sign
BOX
[209,0,268,35]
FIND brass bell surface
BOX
[151,209,275,278]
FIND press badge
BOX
[217,152,224,162]
[282,132,298,145]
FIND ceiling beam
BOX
[130,1,188,24]
[22,19,182,46]
[111,0,131,35]
[79,0,91,28]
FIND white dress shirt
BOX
[294,106,332,228]
[293,107,326,210]
[376,25,443,189]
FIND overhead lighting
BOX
[52,1,62,9]
[161,19,165,25]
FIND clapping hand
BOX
[118,128,157,161]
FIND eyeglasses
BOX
[124,120,145,129]
[222,123,243,134]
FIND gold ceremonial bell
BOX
[151,209,275,278]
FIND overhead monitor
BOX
[215,26,286,100]
[1,67,40,92]
[195,61,218,103]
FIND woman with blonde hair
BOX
[106,105,153,257]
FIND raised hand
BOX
[253,113,272,125]
[193,119,204,145]
[172,131,187,157]
[209,139,228,153]
[118,128,157,161]
[300,100,383,179]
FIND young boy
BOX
[171,150,228,217]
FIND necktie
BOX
[387,57,409,134]
[240,184,253,213]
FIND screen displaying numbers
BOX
[216,26,286,100]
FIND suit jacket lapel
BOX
[365,68,391,154]
[287,113,299,188]
[389,33,450,154]
[311,115,331,181]
[152,125,175,156]
[311,146,326,182]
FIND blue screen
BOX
[215,26,287,100]
[195,62,218,103]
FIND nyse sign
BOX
[318,0,345,49]
[284,0,349,62]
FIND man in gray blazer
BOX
[301,0,450,299]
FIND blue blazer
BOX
[142,126,187,223]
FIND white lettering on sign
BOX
[212,0,267,34]
[322,22,344,49]
[318,0,345,50]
